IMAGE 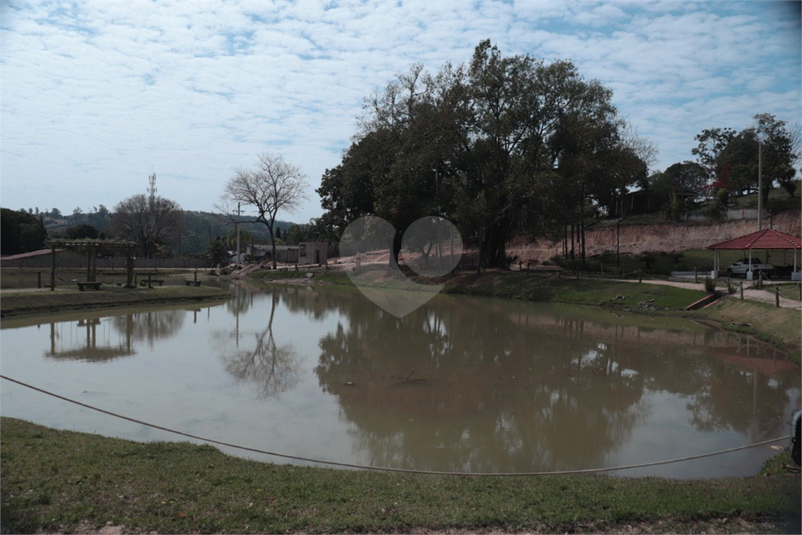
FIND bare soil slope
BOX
[508,211,801,264]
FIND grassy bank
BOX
[1,417,799,534]
[0,285,231,318]
[249,268,706,309]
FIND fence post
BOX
[694,268,698,284]
[638,270,642,283]
[740,281,744,300]
[775,285,780,307]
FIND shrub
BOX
[704,276,717,294]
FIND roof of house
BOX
[708,229,802,250]
[0,248,66,260]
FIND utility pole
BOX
[757,140,763,230]
[236,202,241,266]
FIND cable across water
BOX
[1,374,790,477]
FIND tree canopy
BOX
[108,174,184,258]
[221,152,309,269]
[318,40,650,267]
[693,113,800,201]
[0,208,47,255]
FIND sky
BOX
[1,0,800,224]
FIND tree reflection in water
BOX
[305,289,797,473]
[109,309,185,348]
[217,288,300,398]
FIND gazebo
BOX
[708,229,801,280]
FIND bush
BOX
[704,276,717,294]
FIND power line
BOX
[0,374,790,477]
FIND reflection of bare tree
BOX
[220,290,301,398]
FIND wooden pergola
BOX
[708,229,802,280]
[47,239,138,290]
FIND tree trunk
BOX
[390,230,402,268]
[269,227,277,269]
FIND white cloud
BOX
[1,0,799,221]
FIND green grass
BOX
[733,184,801,212]
[1,417,799,534]
[250,267,708,310]
[0,285,231,317]
[439,271,707,310]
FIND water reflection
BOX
[42,308,185,362]
[216,288,301,398]
[108,309,185,348]
[1,283,798,477]
[304,289,797,473]
[45,318,135,362]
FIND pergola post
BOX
[86,245,93,282]
[746,248,754,281]
[50,245,56,291]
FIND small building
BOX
[299,242,327,266]
[247,244,299,264]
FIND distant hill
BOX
[36,208,298,257]
[181,211,297,256]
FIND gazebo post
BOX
[746,248,754,281]
[710,250,720,279]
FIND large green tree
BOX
[693,114,799,201]
[319,41,645,268]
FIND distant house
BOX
[299,242,327,266]
[247,244,299,264]
[245,242,327,265]
[614,189,696,218]
[615,190,658,217]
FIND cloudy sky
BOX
[1,0,800,223]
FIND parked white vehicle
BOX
[726,257,774,277]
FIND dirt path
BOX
[611,277,802,310]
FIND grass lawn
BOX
[0,285,231,318]
[1,417,799,534]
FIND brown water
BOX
[1,282,798,478]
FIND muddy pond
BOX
[1,282,798,478]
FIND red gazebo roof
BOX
[708,229,801,250]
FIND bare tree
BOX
[222,152,309,269]
[109,174,183,258]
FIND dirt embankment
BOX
[508,211,801,264]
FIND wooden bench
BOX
[184,280,202,286]
[140,279,165,287]
[77,281,102,291]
